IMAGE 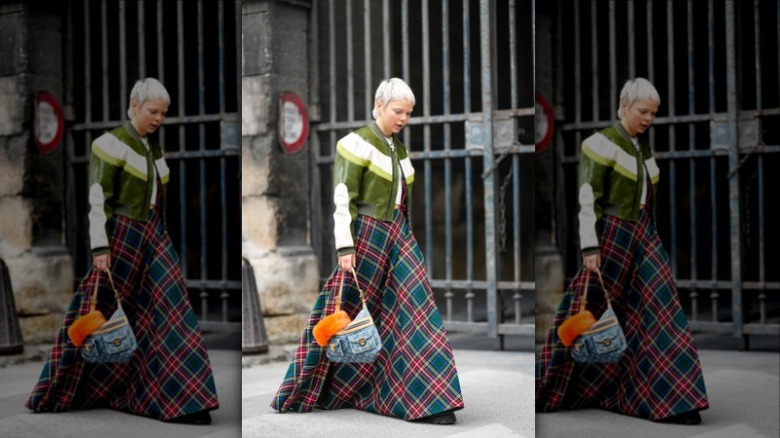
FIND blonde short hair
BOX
[372,78,416,119]
[127,78,170,119]
[617,77,660,119]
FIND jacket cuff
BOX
[581,246,599,257]
[337,247,356,257]
[92,247,110,257]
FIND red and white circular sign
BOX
[277,91,309,155]
[34,91,65,155]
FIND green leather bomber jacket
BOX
[578,123,660,255]
[88,123,170,255]
[333,123,415,256]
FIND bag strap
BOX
[333,267,366,312]
[578,267,613,313]
[88,270,123,313]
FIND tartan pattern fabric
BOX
[536,206,709,421]
[26,208,219,420]
[271,210,464,420]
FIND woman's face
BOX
[131,98,169,138]
[620,98,659,137]
[375,99,414,137]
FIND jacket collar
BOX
[123,122,162,158]
[124,122,146,144]
[614,122,636,143]
[369,122,394,144]
[613,122,650,156]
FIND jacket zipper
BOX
[144,146,153,216]
[386,140,397,218]
[641,160,652,214]
[633,142,643,219]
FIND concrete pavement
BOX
[242,347,536,438]
[536,348,780,438]
[4,336,776,438]
[0,348,242,438]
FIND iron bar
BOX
[346,0,354,121]
[101,2,108,122]
[608,0,616,120]
[177,2,188,278]
[442,0,453,314]
[198,0,208,321]
[383,0,390,78]
[687,0,697,285]
[667,0,678,278]
[423,0,433,273]
[725,1,743,338]
[364,0,371,119]
[120,2,127,121]
[480,0,498,338]
[754,0,762,110]
[627,0,635,78]
[138,0,145,77]
[590,1,598,121]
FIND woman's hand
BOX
[338,254,356,272]
[93,253,112,273]
[583,253,601,272]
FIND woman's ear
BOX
[374,99,383,115]
[129,100,139,117]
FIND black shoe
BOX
[169,411,212,425]
[659,411,701,425]
[418,411,457,425]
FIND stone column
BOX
[0,2,74,344]
[535,2,564,343]
[242,0,319,344]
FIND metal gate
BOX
[309,0,535,341]
[554,0,780,343]
[63,0,242,331]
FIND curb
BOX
[0,344,50,368]
[241,344,297,368]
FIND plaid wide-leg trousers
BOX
[26,209,219,420]
[272,210,464,420]
[536,207,709,421]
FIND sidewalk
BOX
[0,348,242,438]
[535,348,780,438]
[242,347,536,438]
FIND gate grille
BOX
[310,0,535,341]
[63,0,242,331]
[554,0,780,341]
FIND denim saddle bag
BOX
[81,270,138,363]
[325,268,382,363]
[571,304,626,363]
[570,268,627,363]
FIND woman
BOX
[271,78,464,424]
[26,78,219,425]
[536,78,709,424]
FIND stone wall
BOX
[0,2,74,345]
[242,0,319,344]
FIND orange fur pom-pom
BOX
[67,310,107,347]
[557,311,596,347]
[312,310,351,347]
